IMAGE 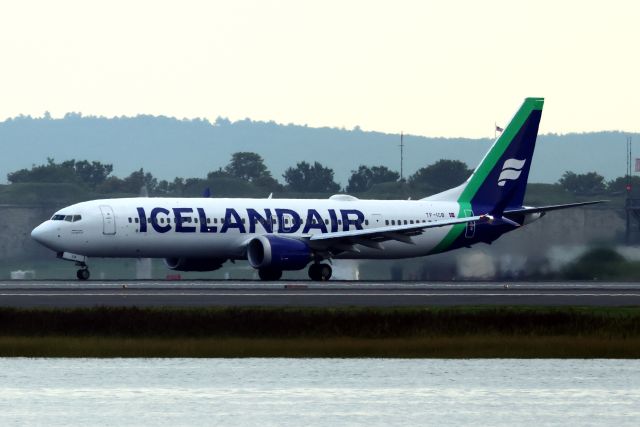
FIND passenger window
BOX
[404,220,408,225]
[128,218,132,223]
[392,220,396,225]
[135,218,139,223]
[365,220,369,226]
[338,220,342,225]
[207,218,211,224]
[385,220,389,225]
[214,218,218,224]
[324,219,329,225]
[410,220,414,224]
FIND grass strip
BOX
[1,306,640,357]
[1,335,640,358]
[1,306,640,338]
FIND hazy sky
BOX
[0,0,638,137]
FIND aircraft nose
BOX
[31,222,57,249]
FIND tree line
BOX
[5,153,629,198]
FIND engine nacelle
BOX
[247,235,312,271]
[163,257,226,272]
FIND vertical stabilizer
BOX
[425,97,544,213]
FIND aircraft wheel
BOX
[76,268,90,281]
[319,264,332,281]
[308,264,321,281]
[258,268,282,281]
[309,264,331,281]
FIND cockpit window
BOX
[52,214,82,222]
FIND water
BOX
[0,359,638,426]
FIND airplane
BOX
[31,98,603,281]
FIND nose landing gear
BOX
[74,260,90,281]
[308,263,332,281]
[76,267,90,281]
[57,252,91,281]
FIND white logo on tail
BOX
[498,158,526,187]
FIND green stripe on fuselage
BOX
[428,98,544,255]
[428,202,470,254]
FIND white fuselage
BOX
[31,197,465,260]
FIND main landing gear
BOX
[256,264,333,281]
[258,268,282,281]
[308,263,332,281]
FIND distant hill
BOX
[0,114,633,186]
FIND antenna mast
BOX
[400,131,404,181]
[628,136,633,187]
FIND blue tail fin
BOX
[460,97,544,213]
[426,98,546,254]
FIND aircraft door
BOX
[464,209,475,238]
[99,205,116,235]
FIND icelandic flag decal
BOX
[497,158,527,187]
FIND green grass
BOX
[0,306,639,357]
[1,306,640,338]
[1,336,639,358]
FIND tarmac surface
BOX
[1,281,640,307]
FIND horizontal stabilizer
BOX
[504,200,607,215]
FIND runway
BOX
[1,281,640,307]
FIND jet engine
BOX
[247,235,312,271]
[163,257,226,272]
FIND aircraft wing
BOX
[504,200,607,215]
[305,200,605,253]
[307,215,486,252]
